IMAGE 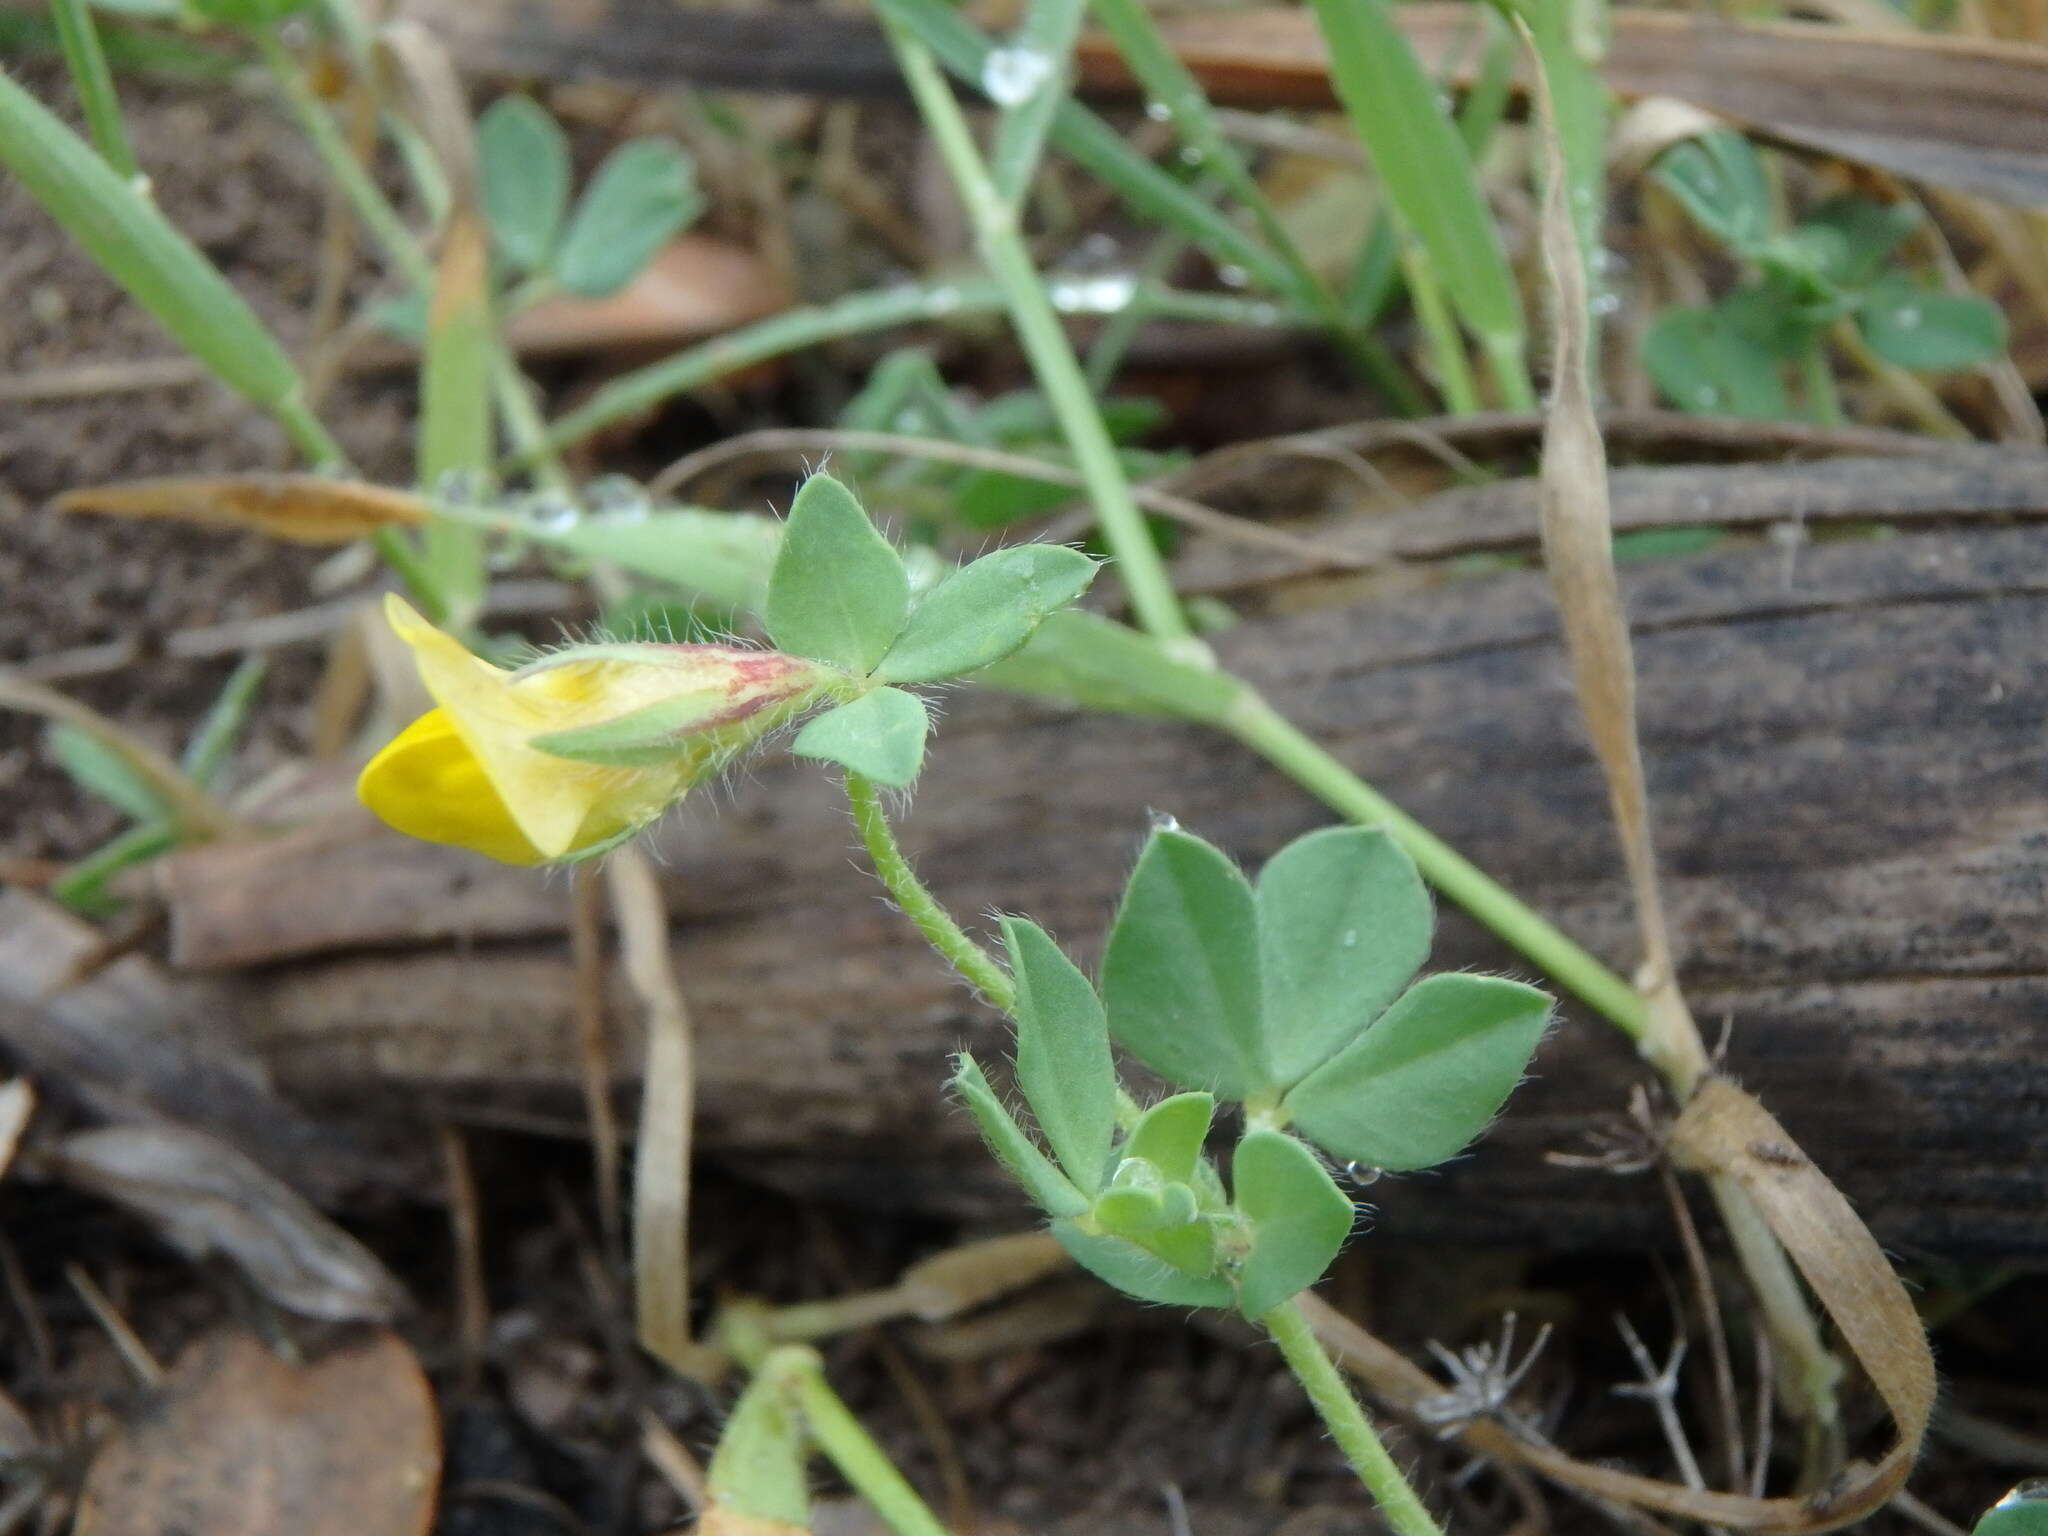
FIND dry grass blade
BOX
[0,674,233,839]
[52,475,429,544]
[1524,30,1933,1516]
[1525,32,1705,1096]
[606,845,719,1381]
[1670,1081,1937,1528]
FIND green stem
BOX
[50,0,137,180]
[273,390,350,471]
[776,1349,953,1536]
[260,33,573,492]
[1263,1298,1445,1536]
[883,20,1195,647]
[522,277,1277,468]
[845,770,1014,1013]
[1225,689,1648,1040]
[1799,345,1844,427]
[1397,227,1480,415]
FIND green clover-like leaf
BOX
[1232,1129,1352,1319]
[764,474,910,672]
[1282,973,1551,1172]
[1256,826,1431,1087]
[790,687,927,786]
[1004,916,1116,1194]
[873,544,1098,684]
[1102,827,1267,1101]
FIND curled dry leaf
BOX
[53,475,429,544]
[50,1124,407,1323]
[75,1328,439,1536]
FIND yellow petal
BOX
[380,595,631,857]
[356,708,546,865]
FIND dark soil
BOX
[2,54,2043,1536]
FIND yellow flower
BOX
[359,595,830,864]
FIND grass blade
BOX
[1309,0,1532,406]
[49,0,137,179]
[873,0,1295,299]
[986,0,1089,206]
[1084,0,1420,408]
[417,209,495,615]
[0,71,341,464]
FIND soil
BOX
[2,53,2043,1536]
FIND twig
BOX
[569,865,623,1257]
[606,845,718,1381]
[437,1124,489,1397]
[1611,1314,1708,1497]
[650,427,1376,572]
[1657,1159,1745,1491]
[65,1264,164,1387]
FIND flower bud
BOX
[358,596,831,864]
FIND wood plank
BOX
[170,524,2048,1252]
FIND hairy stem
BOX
[845,769,1014,1013]
[1264,1297,1446,1536]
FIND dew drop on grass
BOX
[587,475,650,523]
[1694,385,1721,409]
[1997,1481,2048,1507]
[433,467,486,507]
[1146,100,1173,122]
[981,46,1053,107]
[1894,305,1922,329]
[1340,929,1358,948]
[1218,264,1249,290]
[525,493,581,533]
[1146,809,1181,833]
[1343,1161,1383,1186]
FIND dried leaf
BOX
[75,1328,439,1536]
[51,1124,408,1323]
[1671,1079,1937,1529]
[507,236,790,356]
[53,475,429,544]
[1526,30,1706,1093]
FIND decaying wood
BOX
[396,0,2048,205]
[141,522,2048,1252]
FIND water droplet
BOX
[524,492,581,533]
[433,467,486,507]
[1894,305,1922,329]
[1343,1161,1383,1186]
[924,286,961,317]
[980,46,1053,107]
[1147,809,1181,833]
[1217,263,1249,290]
[1340,929,1358,948]
[1049,274,1136,313]
[1145,100,1173,122]
[1997,1481,2048,1508]
[1693,385,1721,409]
[1177,145,1204,167]
[587,474,650,523]
[892,409,923,432]
[1590,290,1622,317]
